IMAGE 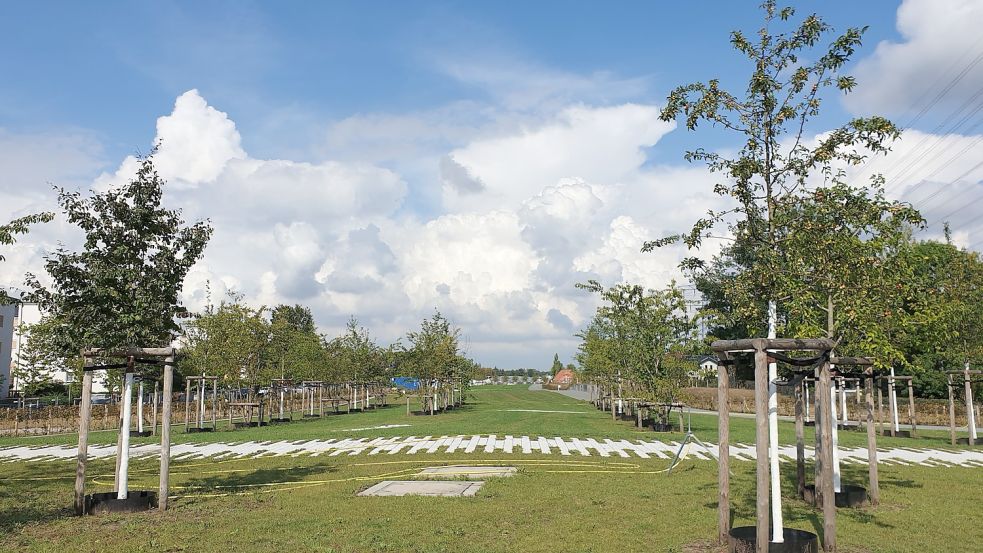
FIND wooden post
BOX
[794,375,805,499]
[212,378,218,430]
[753,346,769,553]
[74,368,94,515]
[948,375,957,446]
[817,360,836,553]
[864,371,879,506]
[907,379,916,437]
[152,380,159,437]
[159,355,174,511]
[717,353,730,545]
[877,384,884,436]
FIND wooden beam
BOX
[712,337,835,353]
[83,347,176,358]
[829,357,874,366]
[74,368,94,515]
[717,352,731,545]
[907,379,917,438]
[159,355,174,511]
[818,360,837,552]
[754,347,769,553]
[794,375,805,500]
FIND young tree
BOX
[26,154,212,361]
[576,280,695,425]
[12,321,59,396]
[647,1,901,337]
[645,3,904,540]
[181,293,270,389]
[550,353,563,376]
[0,212,54,304]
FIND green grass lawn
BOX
[1,386,980,552]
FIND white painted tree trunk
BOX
[137,380,144,433]
[280,388,285,418]
[890,368,900,433]
[767,300,783,542]
[839,381,848,425]
[198,374,206,429]
[967,362,978,441]
[118,373,134,499]
[805,385,810,421]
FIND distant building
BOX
[551,368,575,386]
[0,303,14,399]
[1,302,106,397]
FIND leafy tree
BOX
[12,321,58,395]
[647,1,912,359]
[401,310,476,410]
[896,241,983,397]
[0,212,54,304]
[271,304,317,335]
[328,317,386,384]
[576,280,696,423]
[26,154,212,364]
[181,293,270,388]
[550,353,563,376]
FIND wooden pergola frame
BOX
[873,373,916,437]
[947,366,982,446]
[75,347,176,515]
[713,338,837,553]
[184,374,219,432]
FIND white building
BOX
[1,302,100,397]
[0,303,15,399]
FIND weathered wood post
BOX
[817,358,836,553]
[753,343,770,553]
[864,368,880,506]
[877,384,884,436]
[74,362,94,516]
[794,374,806,499]
[907,379,917,437]
[212,378,218,430]
[159,354,174,511]
[717,351,730,545]
[152,380,159,436]
[948,374,957,446]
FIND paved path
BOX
[3,435,982,468]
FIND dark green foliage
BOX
[26,153,212,356]
[0,212,54,304]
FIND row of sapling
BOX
[575,280,697,429]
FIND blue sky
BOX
[2,1,982,368]
[2,1,900,162]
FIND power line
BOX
[854,41,983,183]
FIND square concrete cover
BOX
[358,480,484,497]
[416,465,517,479]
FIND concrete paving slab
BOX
[358,480,484,497]
[415,465,517,478]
